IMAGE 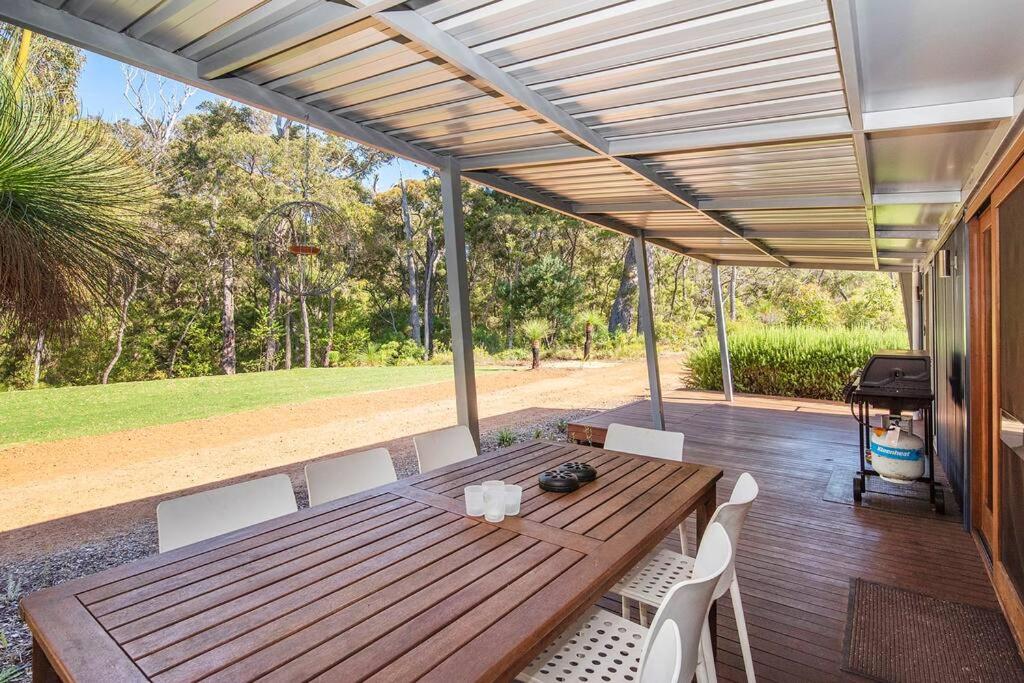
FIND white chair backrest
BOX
[414,425,477,473]
[604,423,684,461]
[157,474,297,553]
[706,472,759,598]
[305,448,397,507]
[638,523,732,683]
[639,620,681,683]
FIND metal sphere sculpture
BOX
[253,200,351,297]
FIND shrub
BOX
[686,326,907,400]
[496,427,517,447]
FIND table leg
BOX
[32,639,60,683]
[695,481,718,659]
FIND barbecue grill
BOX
[843,350,943,513]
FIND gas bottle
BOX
[869,420,925,482]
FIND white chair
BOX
[414,425,477,473]
[605,422,689,554]
[604,422,685,461]
[614,473,760,683]
[156,474,298,553]
[305,447,397,507]
[519,523,733,683]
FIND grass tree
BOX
[576,309,603,362]
[0,71,154,341]
[521,318,551,370]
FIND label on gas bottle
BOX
[870,441,922,462]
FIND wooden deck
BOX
[570,390,1001,683]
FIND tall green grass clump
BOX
[686,326,907,400]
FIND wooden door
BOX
[970,207,998,555]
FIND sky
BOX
[76,49,426,190]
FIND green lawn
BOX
[0,366,492,446]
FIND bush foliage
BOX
[686,326,908,400]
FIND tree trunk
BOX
[583,323,593,362]
[400,175,422,344]
[264,267,280,371]
[608,243,638,334]
[531,340,540,370]
[220,255,236,375]
[299,293,312,368]
[422,228,442,360]
[32,330,44,388]
[169,309,199,378]
[729,266,737,321]
[284,303,292,370]
[102,272,139,385]
[322,293,335,367]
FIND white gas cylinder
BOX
[869,422,925,482]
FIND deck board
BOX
[571,390,999,683]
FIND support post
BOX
[440,156,480,446]
[634,233,665,429]
[711,264,734,402]
[911,266,923,350]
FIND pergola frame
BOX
[5,0,1024,434]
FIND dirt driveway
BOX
[1,357,680,561]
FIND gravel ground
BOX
[0,410,597,681]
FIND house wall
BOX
[927,221,970,522]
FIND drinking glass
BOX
[504,484,523,515]
[464,485,485,516]
[482,480,506,523]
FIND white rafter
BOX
[829,0,877,269]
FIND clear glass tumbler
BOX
[464,485,485,516]
[482,480,506,523]
[504,484,523,516]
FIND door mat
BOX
[823,465,960,521]
[843,579,1024,682]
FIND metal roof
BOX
[7,0,1024,272]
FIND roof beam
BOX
[372,8,609,153]
[863,98,1014,133]
[872,191,962,205]
[373,4,789,267]
[698,195,865,210]
[830,0,878,270]
[0,0,444,169]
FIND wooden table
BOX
[23,440,721,682]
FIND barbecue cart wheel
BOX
[933,487,945,515]
[853,473,863,502]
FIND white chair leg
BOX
[730,577,756,683]
[639,602,648,627]
[621,595,629,619]
[678,522,687,555]
[700,619,718,683]
[696,656,711,683]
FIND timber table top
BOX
[22,440,721,682]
